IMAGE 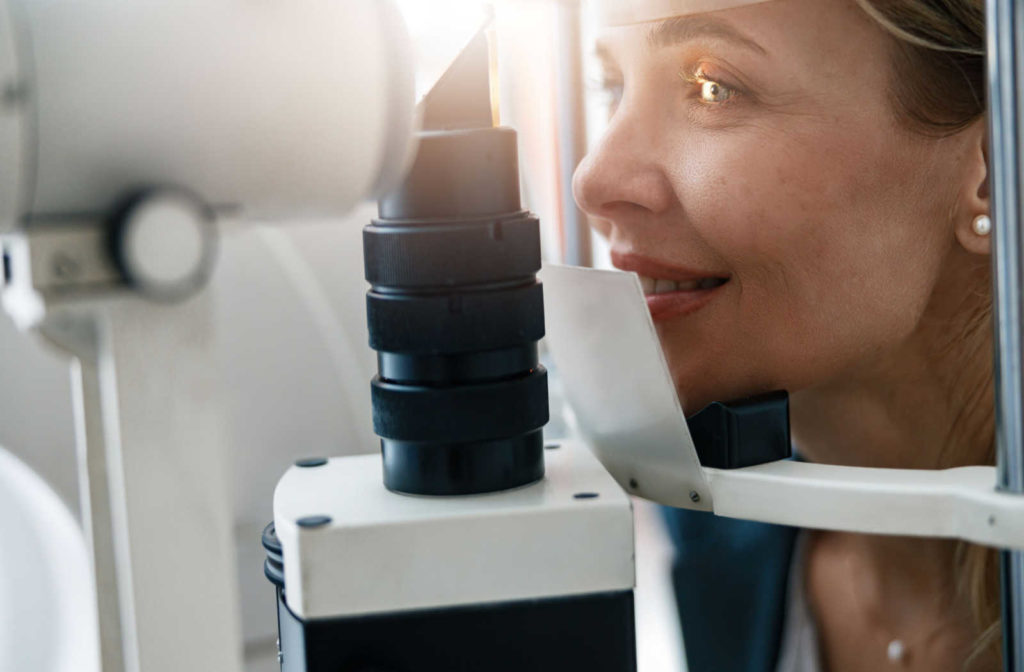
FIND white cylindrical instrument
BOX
[0,0,418,231]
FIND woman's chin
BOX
[675,387,718,417]
[662,348,740,416]
[675,378,767,417]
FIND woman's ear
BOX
[954,119,991,256]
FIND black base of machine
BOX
[275,588,637,672]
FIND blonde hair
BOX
[854,1,998,668]
[856,0,985,133]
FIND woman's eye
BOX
[698,78,734,104]
[681,68,740,107]
[586,68,625,116]
[589,77,624,117]
[604,80,624,107]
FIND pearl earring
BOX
[973,214,992,236]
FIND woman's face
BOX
[574,0,978,413]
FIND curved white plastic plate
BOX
[540,264,711,510]
[592,0,773,27]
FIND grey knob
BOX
[111,188,217,302]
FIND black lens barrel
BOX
[364,126,548,496]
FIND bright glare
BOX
[396,0,492,100]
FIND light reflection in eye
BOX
[699,79,734,104]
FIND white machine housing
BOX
[274,439,634,621]
[0,446,98,672]
[0,0,417,231]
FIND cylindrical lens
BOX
[363,126,548,496]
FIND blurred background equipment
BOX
[0,1,687,671]
[0,1,417,672]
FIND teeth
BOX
[654,278,676,294]
[637,274,727,295]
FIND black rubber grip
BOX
[378,344,538,385]
[367,282,545,354]
[364,214,540,287]
[382,432,545,496]
[372,367,549,443]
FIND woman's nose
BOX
[572,113,676,221]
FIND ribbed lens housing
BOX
[364,126,548,496]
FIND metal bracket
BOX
[1,221,123,328]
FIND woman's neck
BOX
[794,249,993,640]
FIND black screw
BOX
[689,491,701,503]
[989,515,997,526]
[629,479,639,490]
[295,457,328,468]
[1,80,26,108]
[52,253,80,280]
[545,443,561,450]
[296,515,332,528]
[574,492,599,500]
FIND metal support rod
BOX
[31,294,244,672]
[554,0,592,267]
[42,317,129,672]
[985,0,1024,669]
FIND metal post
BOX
[41,317,128,672]
[986,0,1024,669]
[554,0,592,267]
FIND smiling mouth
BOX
[637,275,729,295]
[640,275,729,322]
[610,251,731,321]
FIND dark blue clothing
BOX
[662,507,799,672]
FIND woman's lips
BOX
[611,251,730,322]
[642,279,728,321]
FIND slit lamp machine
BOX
[2,1,1024,671]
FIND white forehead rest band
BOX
[592,0,773,26]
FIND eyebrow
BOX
[646,16,767,56]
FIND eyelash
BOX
[590,74,624,102]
